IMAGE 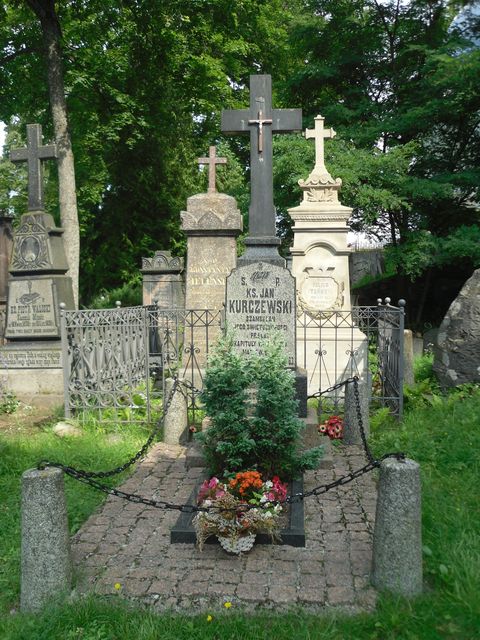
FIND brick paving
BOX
[71,443,378,613]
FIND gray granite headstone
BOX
[1,124,74,405]
[226,261,296,367]
[141,250,184,309]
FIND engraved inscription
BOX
[226,262,296,367]
[0,349,61,369]
[6,279,59,338]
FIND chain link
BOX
[38,376,406,513]
[38,377,180,478]
[307,376,356,399]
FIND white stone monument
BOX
[289,115,367,394]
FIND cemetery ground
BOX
[0,358,479,639]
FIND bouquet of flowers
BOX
[193,471,288,554]
[318,415,344,440]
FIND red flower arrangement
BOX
[318,415,344,440]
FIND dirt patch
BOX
[0,403,57,436]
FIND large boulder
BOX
[433,269,480,388]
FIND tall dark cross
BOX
[198,146,227,194]
[221,75,302,239]
[10,124,57,211]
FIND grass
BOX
[0,413,151,615]
[1,374,479,639]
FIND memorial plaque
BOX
[299,273,343,313]
[226,262,296,367]
[0,348,61,368]
[6,278,59,339]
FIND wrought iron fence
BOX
[61,306,222,423]
[62,300,404,423]
[297,300,405,418]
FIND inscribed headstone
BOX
[226,261,296,367]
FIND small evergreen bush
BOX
[196,333,323,479]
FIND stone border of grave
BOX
[170,477,305,547]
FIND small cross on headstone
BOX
[221,75,302,240]
[305,115,336,180]
[197,146,227,194]
[10,124,57,212]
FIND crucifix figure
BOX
[221,75,302,242]
[197,146,227,194]
[10,124,57,212]
[305,115,336,181]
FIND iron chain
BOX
[38,377,406,513]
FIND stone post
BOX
[343,378,370,445]
[403,329,414,386]
[371,457,423,597]
[21,467,72,612]
[163,378,188,445]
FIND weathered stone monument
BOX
[222,75,307,414]
[0,124,74,406]
[433,268,480,387]
[0,210,14,342]
[289,115,367,393]
[141,250,184,308]
[181,146,242,364]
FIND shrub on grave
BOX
[196,333,323,479]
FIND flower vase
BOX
[218,533,256,555]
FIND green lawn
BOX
[1,380,479,639]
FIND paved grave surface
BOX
[71,443,378,614]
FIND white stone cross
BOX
[305,115,336,178]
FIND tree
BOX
[279,0,480,270]
[2,1,80,305]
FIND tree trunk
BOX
[25,0,79,307]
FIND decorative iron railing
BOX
[297,300,405,418]
[61,301,404,423]
[61,306,223,423]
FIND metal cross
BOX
[247,109,273,153]
[221,75,302,239]
[10,124,57,212]
[305,115,336,177]
[197,146,227,194]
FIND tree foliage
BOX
[0,0,479,303]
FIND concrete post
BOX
[21,467,72,612]
[371,457,423,596]
[403,329,415,386]
[163,378,188,445]
[344,378,370,445]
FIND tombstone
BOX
[223,75,307,415]
[181,146,242,365]
[433,269,480,388]
[141,250,184,309]
[289,115,367,394]
[0,124,74,406]
[0,210,14,343]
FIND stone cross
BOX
[305,115,336,180]
[221,75,302,239]
[10,124,57,212]
[197,146,227,194]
